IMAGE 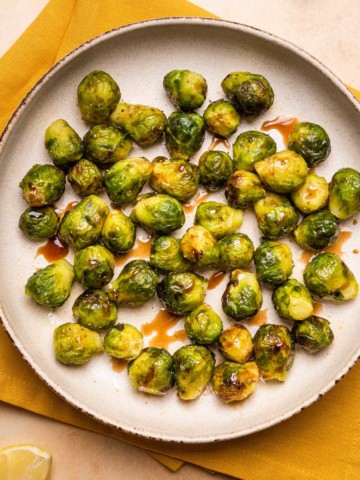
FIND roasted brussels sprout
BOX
[19,206,59,241]
[198,150,233,191]
[292,316,334,353]
[254,192,299,239]
[212,361,259,403]
[173,345,215,400]
[108,260,159,305]
[130,193,185,234]
[329,168,360,220]
[149,236,190,272]
[291,173,329,214]
[104,324,143,360]
[157,272,208,315]
[203,99,241,138]
[194,201,243,238]
[225,170,266,208]
[184,304,223,345]
[217,233,254,269]
[150,156,199,202]
[221,72,274,117]
[45,119,83,168]
[232,130,276,172]
[272,279,314,321]
[74,245,115,288]
[101,210,136,254]
[83,124,132,165]
[218,324,253,363]
[288,122,331,167]
[294,210,339,251]
[254,240,294,286]
[222,270,262,320]
[165,112,205,160]
[110,102,166,146]
[19,164,65,207]
[163,69,207,111]
[58,195,109,249]
[77,70,120,123]
[25,258,74,308]
[253,324,294,381]
[180,226,219,267]
[72,289,117,330]
[54,323,103,365]
[128,347,174,395]
[303,252,358,301]
[67,159,103,197]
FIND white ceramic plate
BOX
[1,18,360,443]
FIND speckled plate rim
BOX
[1,17,360,444]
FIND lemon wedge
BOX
[0,444,52,480]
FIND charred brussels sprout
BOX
[194,201,243,238]
[45,119,83,169]
[253,324,294,381]
[254,192,299,239]
[19,206,59,241]
[217,233,254,269]
[218,324,253,363]
[233,130,276,171]
[108,260,159,305]
[67,159,103,197]
[72,289,117,330]
[74,245,115,288]
[254,240,294,286]
[19,164,65,207]
[272,279,314,321]
[58,195,109,249]
[173,345,215,400]
[222,270,262,320]
[128,347,174,395]
[294,210,339,251]
[149,236,190,272]
[292,316,334,353]
[163,69,207,111]
[180,226,219,267]
[203,100,241,138]
[212,361,259,403]
[184,304,223,345]
[291,173,329,214]
[110,102,166,146]
[303,252,358,301]
[101,210,136,254]
[77,70,120,123]
[288,122,331,167]
[165,112,205,160]
[221,72,274,117]
[104,324,143,360]
[54,323,103,365]
[225,170,266,208]
[198,150,233,191]
[157,272,208,315]
[329,168,360,220]
[25,259,74,308]
[83,124,132,165]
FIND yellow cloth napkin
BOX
[1,1,360,478]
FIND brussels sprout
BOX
[19,206,59,241]
[294,210,339,251]
[221,72,274,117]
[203,99,241,138]
[77,70,120,123]
[45,119,83,169]
[180,226,219,267]
[149,236,191,272]
[254,240,294,286]
[130,193,185,234]
[54,323,103,365]
[254,150,308,194]
[292,316,334,353]
[83,124,132,165]
[253,324,294,381]
[194,201,243,238]
[272,279,314,321]
[128,347,174,395]
[101,210,136,254]
[108,260,159,305]
[222,270,262,320]
[67,159,103,197]
[19,164,66,207]
[58,195,109,250]
[74,245,115,288]
[291,173,329,214]
[288,122,331,167]
[72,289,117,330]
[157,272,208,315]
[232,130,276,172]
[184,304,223,344]
[165,112,205,160]
[303,252,358,301]
[173,345,215,400]
[110,102,166,146]
[163,69,207,111]
[225,170,266,208]
[254,192,299,239]
[198,150,233,191]
[104,157,152,206]
[212,361,259,403]
[104,324,143,360]
[150,156,199,202]
[218,324,253,363]
[217,233,254,270]
[25,258,74,308]
[329,168,360,220]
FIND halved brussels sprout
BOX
[217,233,254,270]
[254,240,294,286]
[329,168,360,220]
[294,210,339,251]
[19,164,65,207]
[225,170,266,208]
[54,323,103,365]
[163,69,207,111]
[203,100,241,138]
[83,124,132,165]
[212,361,259,403]
[149,236,190,272]
[74,245,115,288]
[194,201,243,238]
[165,112,205,160]
[19,206,59,241]
[292,316,334,353]
[218,324,253,363]
[272,279,314,321]
[232,130,276,172]
[288,122,331,167]
[198,150,233,191]
[291,173,329,214]
[254,192,299,239]
[67,159,103,197]
[180,226,219,267]
[45,119,83,169]
[72,289,117,330]
[104,324,143,360]
[25,258,74,308]
[101,210,136,254]
[222,270,262,320]
[184,304,223,345]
